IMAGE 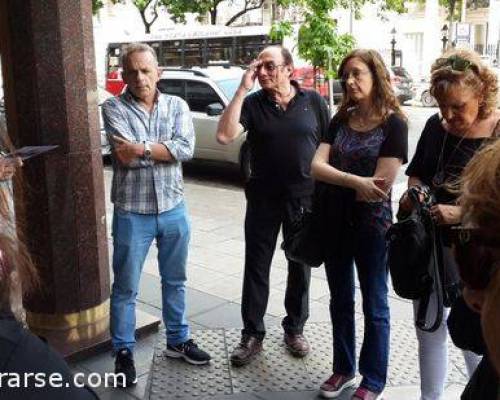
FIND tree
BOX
[92,0,105,14]
[271,0,355,77]
[92,0,162,33]
[165,0,267,26]
[133,0,162,33]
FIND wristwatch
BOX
[143,141,152,160]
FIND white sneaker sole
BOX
[319,377,356,398]
[164,348,210,365]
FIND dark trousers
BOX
[325,218,390,393]
[241,192,312,340]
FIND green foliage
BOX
[165,0,221,24]
[92,0,125,15]
[163,0,266,26]
[297,14,355,76]
[92,0,105,14]
[269,21,294,42]
[273,0,356,76]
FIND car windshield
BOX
[216,78,257,100]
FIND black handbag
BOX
[281,184,327,267]
[386,211,434,300]
[387,188,445,332]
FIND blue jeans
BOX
[110,201,190,352]
[324,221,390,393]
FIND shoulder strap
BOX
[493,117,500,138]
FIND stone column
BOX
[0,0,110,357]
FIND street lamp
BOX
[390,28,397,67]
[441,24,449,53]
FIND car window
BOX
[158,79,185,99]
[216,78,258,100]
[186,81,222,113]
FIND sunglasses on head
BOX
[450,226,500,290]
[436,55,478,74]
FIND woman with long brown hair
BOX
[312,49,408,400]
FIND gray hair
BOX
[121,43,158,70]
[260,45,294,68]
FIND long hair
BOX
[0,118,38,319]
[336,49,405,123]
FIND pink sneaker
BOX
[351,386,383,400]
[319,373,356,398]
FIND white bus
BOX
[105,25,282,95]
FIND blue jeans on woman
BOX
[110,201,190,352]
[324,219,390,393]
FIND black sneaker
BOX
[165,339,211,365]
[114,348,137,387]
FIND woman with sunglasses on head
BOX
[447,139,500,399]
[400,48,500,400]
[311,49,408,400]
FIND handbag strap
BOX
[493,117,500,138]
[416,219,444,332]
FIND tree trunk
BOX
[225,0,265,26]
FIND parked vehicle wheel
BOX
[421,90,437,107]
[240,143,251,182]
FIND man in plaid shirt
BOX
[102,43,211,387]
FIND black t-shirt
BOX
[240,82,330,197]
[406,113,494,204]
[322,112,408,233]
[0,313,99,400]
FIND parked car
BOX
[391,66,413,86]
[390,67,414,104]
[418,85,438,107]
[98,87,115,157]
[156,67,258,180]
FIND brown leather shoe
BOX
[284,333,310,357]
[230,335,263,366]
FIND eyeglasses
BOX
[255,62,285,72]
[436,55,478,74]
[340,69,371,86]
[450,226,500,290]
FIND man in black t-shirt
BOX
[216,46,330,366]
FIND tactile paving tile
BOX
[149,329,231,399]
[225,327,316,393]
[148,321,468,399]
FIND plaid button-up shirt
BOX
[102,90,195,214]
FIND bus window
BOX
[207,37,234,65]
[159,40,183,67]
[183,39,203,67]
[235,35,278,65]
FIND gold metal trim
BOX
[27,300,109,330]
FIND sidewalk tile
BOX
[185,287,228,318]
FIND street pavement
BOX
[70,106,471,399]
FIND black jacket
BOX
[0,311,99,400]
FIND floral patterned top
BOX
[322,113,408,234]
